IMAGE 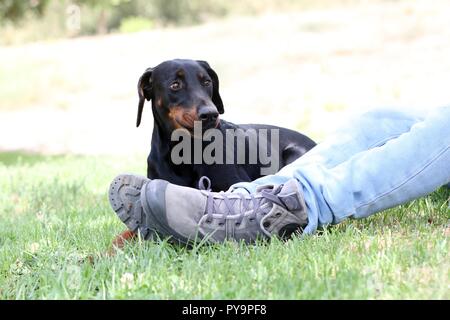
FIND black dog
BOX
[136,59,316,192]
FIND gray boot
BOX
[109,174,308,244]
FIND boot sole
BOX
[108,174,153,239]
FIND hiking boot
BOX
[110,174,308,244]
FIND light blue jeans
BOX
[231,106,450,234]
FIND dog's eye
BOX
[170,81,182,91]
[202,79,211,87]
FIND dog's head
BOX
[136,59,224,134]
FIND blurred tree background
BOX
[0,0,360,45]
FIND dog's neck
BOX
[150,121,171,154]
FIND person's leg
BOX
[235,106,450,234]
[231,108,425,194]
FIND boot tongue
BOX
[276,179,305,212]
[255,180,304,212]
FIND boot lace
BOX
[198,176,288,226]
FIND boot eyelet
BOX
[275,212,282,217]
[205,219,212,224]
[218,222,224,226]
[263,221,271,228]
[248,217,255,223]
[235,222,241,226]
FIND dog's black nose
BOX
[198,106,219,123]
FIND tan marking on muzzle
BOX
[168,106,198,130]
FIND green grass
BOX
[0,152,449,299]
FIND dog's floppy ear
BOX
[136,67,154,127]
[196,60,224,114]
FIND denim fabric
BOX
[230,106,450,234]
